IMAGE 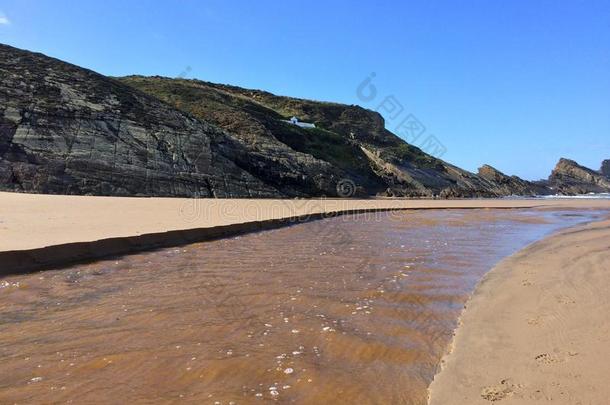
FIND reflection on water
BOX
[0,209,603,404]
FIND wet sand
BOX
[2,191,610,274]
[428,217,610,404]
[0,209,606,404]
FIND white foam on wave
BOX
[538,193,610,199]
[501,193,610,200]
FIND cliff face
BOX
[120,76,518,198]
[548,158,610,195]
[0,44,280,197]
[117,76,385,197]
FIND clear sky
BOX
[0,0,608,180]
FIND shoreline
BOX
[428,216,610,404]
[2,191,610,275]
[0,206,401,276]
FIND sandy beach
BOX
[1,191,610,403]
[429,217,610,404]
[2,191,610,274]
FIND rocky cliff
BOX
[601,159,610,179]
[477,165,549,196]
[117,76,385,197]
[1,43,607,198]
[548,158,610,195]
[0,44,286,197]
[120,76,516,198]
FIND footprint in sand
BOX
[555,295,576,304]
[529,388,552,401]
[481,379,521,402]
[534,353,564,365]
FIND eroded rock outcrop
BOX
[601,159,610,179]
[548,158,610,195]
[477,165,549,196]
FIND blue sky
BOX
[0,0,608,179]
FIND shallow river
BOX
[0,209,604,404]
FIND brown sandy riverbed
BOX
[2,191,610,274]
[428,217,610,404]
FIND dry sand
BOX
[2,191,610,252]
[429,217,610,404]
[1,191,610,274]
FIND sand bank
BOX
[428,217,610,404]
[1,192,610,274]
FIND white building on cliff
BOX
[283,116,316,128]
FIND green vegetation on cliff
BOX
[120,75,516,197]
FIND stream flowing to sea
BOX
[0,209,605,404]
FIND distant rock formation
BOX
[548,158,610,195]
[477,165,549,196]
[601,159,610,179]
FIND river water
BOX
[0,209,604,404]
